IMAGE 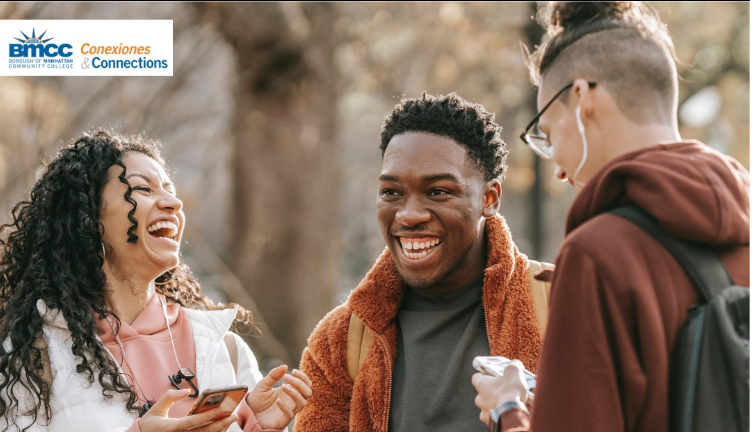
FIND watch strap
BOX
[489,400,530,432]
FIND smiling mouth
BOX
[397,236,443,260]
[147,221,179,243]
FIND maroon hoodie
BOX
[529,141,749,432]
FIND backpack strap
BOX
[346,313,373,382]
[223,332,239,374]
[344,263,554,381]
[609,205,735,301]
[528,260,554,337]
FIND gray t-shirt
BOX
[388,277,489,431]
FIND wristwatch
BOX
[489,399,530,432]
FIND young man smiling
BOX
[295,93,552,432]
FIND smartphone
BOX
[186,384,248,424]
[472,356,537,400]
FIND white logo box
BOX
[0,20,173,76]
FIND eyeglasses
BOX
[519,81,596,160]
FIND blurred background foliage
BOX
[0,2,748,372]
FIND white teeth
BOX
[147,221,178,232]
[147,221,178,239]
[400,238,443,252]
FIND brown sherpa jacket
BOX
[294,215,545,432]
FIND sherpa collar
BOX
[346,214,541,368]
[346,214,537,353]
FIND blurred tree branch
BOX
[679,3,749,105]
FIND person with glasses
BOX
[472,2,749,432]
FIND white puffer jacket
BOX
[1,299,262,432]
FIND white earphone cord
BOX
[573,105,588,187]
[158,295,183,370]
[112,294,184,405]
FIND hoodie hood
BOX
[96,293,181,343]
[567,141,750,246]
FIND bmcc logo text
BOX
[10,29,73,58]
[10,43,73,58]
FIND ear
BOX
[482,179,501,217]
[573,79,596,125]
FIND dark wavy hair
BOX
[0,130,251,430]
[379,92,508,182]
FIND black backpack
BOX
[610,206,749,432]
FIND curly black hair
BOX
[0,130,251,430]
[379,92,508,182]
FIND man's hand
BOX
[472,359,529,425]
[247,365,313,429]
[139,389,238,432]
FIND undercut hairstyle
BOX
[526,2,679,125]
[0,130,251,430]
[379,92,508,182]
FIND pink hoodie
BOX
[98,294,277,432]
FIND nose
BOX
[395,195,431,227]
[159,191,183,213]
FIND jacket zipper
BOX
[682,307,704,432]
[482,280,492,352]
[377,333,394,432]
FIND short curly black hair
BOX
[379,92,508,182]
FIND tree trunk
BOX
[523,2,546,260]
[206,2,338,366]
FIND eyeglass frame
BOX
[519,81,597,160]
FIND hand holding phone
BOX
[186,384,248,425]
[138,388,242,432]
[472,357,534,432]
[472,356,537,400]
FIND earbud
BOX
[575,106,586,133]
[169,367,199,397]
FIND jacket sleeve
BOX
[293,306,353,432]
[0,412,48,432]
[530,243,634,432]
[0,345,49,432]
